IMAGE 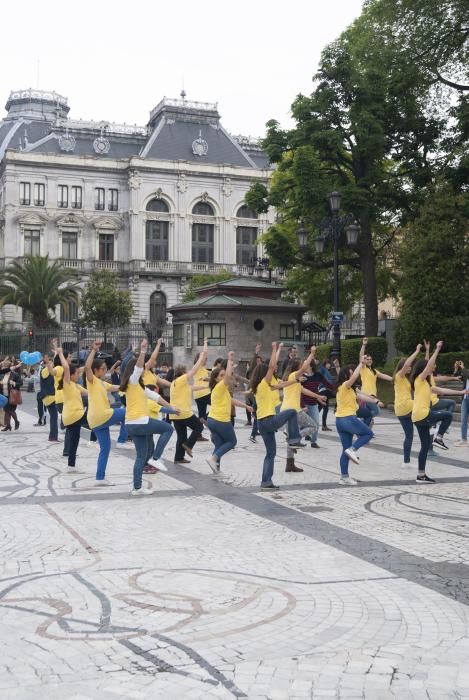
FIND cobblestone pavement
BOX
[1,396,468,699]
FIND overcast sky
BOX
[1,0,364,137]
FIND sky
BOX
[1,0,364,137]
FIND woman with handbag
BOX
[0,358,22,431]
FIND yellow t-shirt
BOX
[170,374,193,420]
[53,365,64,404]
[87,379,113,429]
[40,367,55,406]
[62,381,85,426]
[148,397,162,418]
[208,380,231,422]
[255,378,276,420]
[412,376,432,423]
[271,375,282,408]
[125,382,150,422]
[394,374,413,417]
[143,369,156,387]
[281,372,301,412]
[360,366,377,396]
[430,375,438,406]
[193,367,210,399]
[335,383,358,418]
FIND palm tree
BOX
[0,256,80,327]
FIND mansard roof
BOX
[0,89,271,170]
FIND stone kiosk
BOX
[169,277,306,365]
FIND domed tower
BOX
[4,89,69,122]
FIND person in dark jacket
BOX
[0,358,22,431]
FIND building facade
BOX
[0,89,275,338]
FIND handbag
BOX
[9,388,23,406]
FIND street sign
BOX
[330,311,344,324]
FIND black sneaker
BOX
[288,441,307,449]
[261,483,280,490]
[433,436,448,450]
[416,474,436,483]
[310,442,320,449]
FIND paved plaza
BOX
[1,395,469,699]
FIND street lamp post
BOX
[297,191,360,362]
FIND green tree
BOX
[395,184,469,352]
[0,255,80,327]
[80,270,133,328]
[247,0,466,334]
[182,272,233,302]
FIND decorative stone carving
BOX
[154,187,163,199]
[128,170,142,190]
[176,174,187,193]
[192,130,208,157]
[201,192,209,202]
[93,136,110,154]
[58,132,76,152]
[222,177,232,197]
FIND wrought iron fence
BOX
[0,323,173,365]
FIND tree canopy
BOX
[247,0,468,333]
[79,270,133,328]
[0,256,80,327]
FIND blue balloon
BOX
[0,394,7,408]
[20,351,29,363]
[31,351,42,363]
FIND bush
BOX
[314,337,388,367]
[435,351,469,375]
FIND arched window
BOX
[192,201,214,263]
[146,199,170,261]
[146,198,169,212]
[236,205,258,219]
[149,291,167,334]
[192,201,214,216]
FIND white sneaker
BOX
[93,479,115,487]
[455,440,468,447]
[66,467,84,474]
[206,456,219,474]
[345,447,360,464]
[147,458,168,472]
[85,441,99,449]
[130,487,153,496]
[115,442,133,450]
[339,475,358,485]
[400,461,414,469]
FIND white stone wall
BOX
[0,152,274,325]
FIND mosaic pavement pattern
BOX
[0,395,468,699]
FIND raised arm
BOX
[423,339,430,360]
[57,346,70,384]
[136,338,148,369]
[145,338,162,371]
[420,340,443,381]
[344,359,365,388]
[85,340,101,384]
[295,346,316,379]
[359,337,368,362]
[265,342,278,384]
[223,352,235,385]
[186,339,208,379]
[397,343,422,378]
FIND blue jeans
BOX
[126,419,174,489]
[356,404,373,426]
[94,408,128,480]
[335,416,374,475]
[47,402,58,441]
[207,418,237,464]
[305,404,320,442]
[414,408,453,471]
[258,409,300,485]
[461,399,468,441]
[397,414,414,463]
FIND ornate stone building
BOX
[0,89,274,337]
